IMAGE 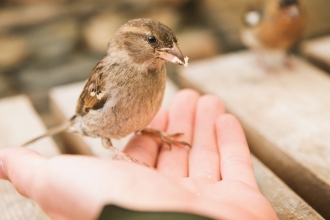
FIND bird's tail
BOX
[22,115,76,147]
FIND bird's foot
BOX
[283,55,294,70]
[256,58,275,74]
[138,128,191,150]
[112,151,149,167]
[102,138,148,167]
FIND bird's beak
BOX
[157,43,189,67]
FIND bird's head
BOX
[279,0,298,8]
[278,0,300,18]
[111,18,188,67]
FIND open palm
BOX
[0,89,277,220]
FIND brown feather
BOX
[241,0,306,51]
[256,0,306,49]
[76,61,109,115]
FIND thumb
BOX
[0,147,46,198]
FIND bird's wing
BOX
[76,61,110,115]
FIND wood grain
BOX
[178,50,330,218]
[253,157,323,220]
[0,95,60,220]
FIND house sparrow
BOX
[241,0,306,70]
[23,18,189,165]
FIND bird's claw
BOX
[139,128,191,150]
[113,154,149,167]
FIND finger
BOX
[0,147,131,220]
[189,95,225,181]
[216,114,259,190]
[124,109,168,167]
[0,147,46,195]
[0,148,109,220]
[157,89,200,177]
[0,147,208,220]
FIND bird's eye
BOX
[147,35,157,44]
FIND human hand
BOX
[0,89,278,220]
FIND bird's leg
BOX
[101,138,148,167]
[256,51,274,73]
[283,53,294,70]
[138,128,191,150]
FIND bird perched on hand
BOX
[24,18,189,164]
[241,0,306,70]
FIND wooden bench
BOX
[301,35,330,73]
[178,51,330,219]
[0,95,59,220]
[50,79,322,219]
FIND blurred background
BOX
[1,0,330,127]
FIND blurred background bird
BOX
[241,0,306,71]
[23,18,189,165]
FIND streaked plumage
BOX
[24,18,189,164]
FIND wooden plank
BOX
[253,157,323,220]
[0,95,60,156]
[50,79,322,219]
[301,35,330,72]
[178,51,330,218]
[0,95,60,220]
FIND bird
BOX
[23,18,189,165]
[241,0,306,70]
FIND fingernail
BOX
[0,160,7,180]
